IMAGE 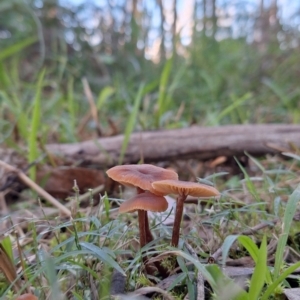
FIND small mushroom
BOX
[152,180,220,247]
[119,191,168,249]
[16,294,38,300]
[119,191,169,275]
[106,164,178,243]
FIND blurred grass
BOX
[1,39,298,148]
[0,1,299,149]
[28,69,45,180]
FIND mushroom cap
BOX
[119,191,168,213]
[152,180,220,198]
[106,164,178,194]
[16,294,38,300]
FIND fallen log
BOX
[46,124,300,166]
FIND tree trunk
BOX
[172,0,177,54]
[157,0,166,59]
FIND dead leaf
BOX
[37,167,105,199]
[0,243,21,292]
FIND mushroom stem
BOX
[145,212,154,244]
[138,210,147,248]
[171,194,187,247]
[138,209,156,275]
[136,187,154,244]
[136,187,144,194]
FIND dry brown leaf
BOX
[0,243,21,292]
[37,167,105,199]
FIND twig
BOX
[241,218,279,235]
[0,191,8,214]
[82,77,102,136]
[131,286,175,300]
[0,160,71,216]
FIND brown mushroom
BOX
[119,191,168,249]
[152,180,220,247]
[16,294,38,300]
[106,164,178,243]
[119,191,169,275]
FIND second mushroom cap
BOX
[151,179,220,197]
[119,191,168,213]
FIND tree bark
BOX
[157,0,166,59]
[46,124,300,167]
[203,0,207,35]
[172,0,177,54]
[212,0,217,38]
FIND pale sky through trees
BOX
[59,0,300,60]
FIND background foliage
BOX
[1,1,300,299]
[0,0,300,145]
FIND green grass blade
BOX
[245,152,266,173]
[213,93,252,125]
[206,264,248,300]
[163,64,185,114]
[42,254,62,299]
[235,157,260,201]
[169,250,216,288]
[119,83,144,164]
[28,69,45,180]
[261,261,300,300]
[238,235,272,285]
[199,70,215,96]
[187,277,196,300]
[0,37,37,61]
[156,58,172,127]
[80,242,125,275]
[273,185,300,279]
[262,78,288,105]
[166,272,187,291]
[67,77,76,139]
[221,235,239,267]
[282,152,300,161]
[97,86,114,110]
[12,92,29,140]
[1,236,14,262]
[0,62,11,88]
[237,235,259,262]
[248,236,267,300]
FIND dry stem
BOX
[0,160,71,216]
